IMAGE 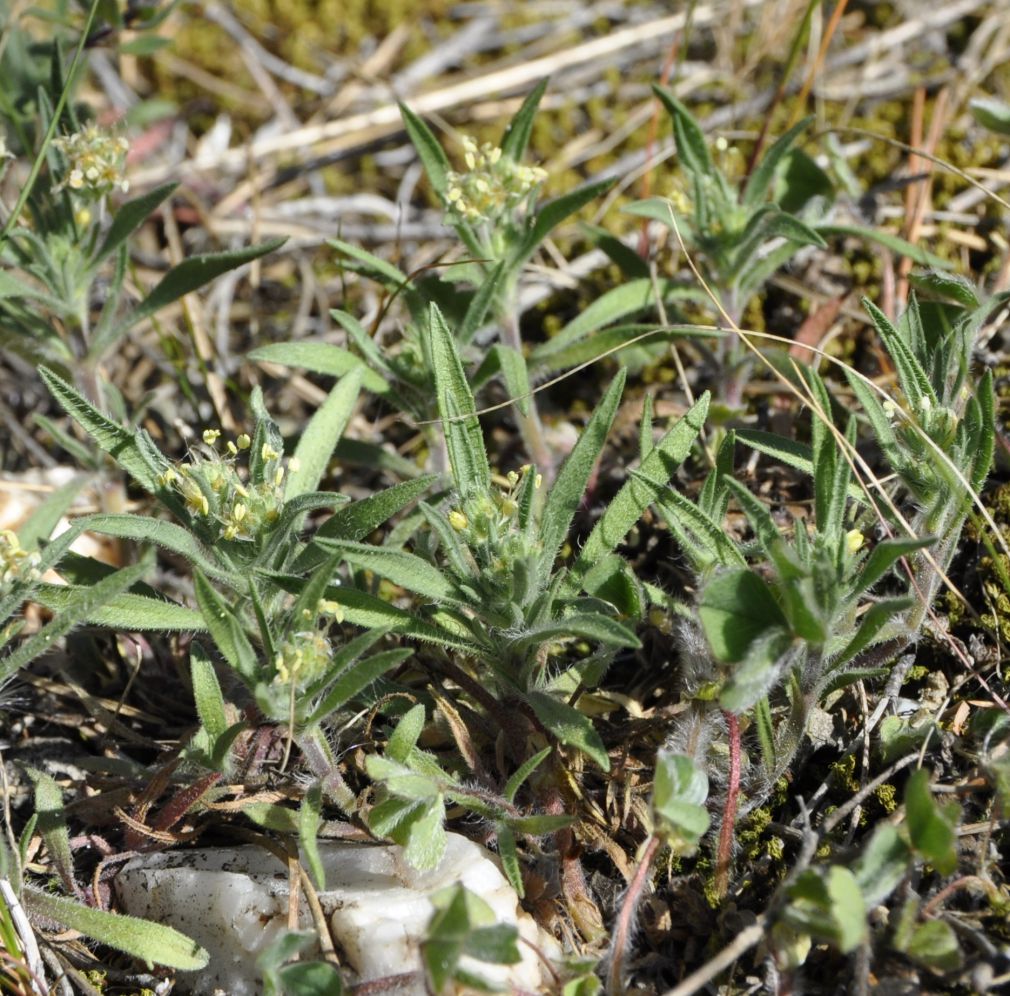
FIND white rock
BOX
[115,834,554,995]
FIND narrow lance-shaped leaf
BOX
[191,643,228,742]
[295,476,436,572]
[458,261,506,346]
[316,538,456,604]
[248,341,389,394]
[286,367,363,500]
[23,887,209,971]
[124,238,286,331]
[32,587,205,632]
[571,391,709,583]
[193,570,259,683]
[500,79,548,161]
[92,181,177,267]
[525,691,609,771]
[742,116,814,208]
[513,178,615,265]
[425,303,490,494]
[0,554,154,686]
[39,366,164,493]
[306,648,413,729]
[399,102,451,199]
[539,370,626,574]
[652,84,713,176]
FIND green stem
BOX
[0,0,101,250]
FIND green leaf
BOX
[513,178,616,265]
[653,483,747,570]
[403,796,448,871]
[299,784,325,890]
[318,538,455,603]
[32,771,76,895]
[742,116,814,208]
[458,261,506,346]
[0,555,154,685]
[540,370,626,573]
[572,391,710,583]
[782,866,867,953]
[652,751,710,848]
[906,270,980,309]
[492,344,532,418]
[124,238,285,331]
[698,569,787,663]
[831,597,912,667]
[23,886,208,970]
[387,703,427,763]
[248,341,389,394]
[511,614,640,652]
[278,961,346,994]
[329,239,412,292]
[505,813,573,835]
[193,570,258,682]
[534,279,686,360]
[895,914,963,972]
[525,691,609,770]
[853,824,909,907]
[296,476,435,570]
[32,586,205,631]
[400,102,451,199]
[496,824,523,896]
[719,627,794,713]
[92,181,177,267]
[969,95,1010,135]
[855,537,932,592]
[16,474,90,550]
[39,367,165,493]
[191,643,228,742]
[503,747,552,804]
[68,513,231,582]
[864,298,936,407]
[652,84,712,176]
[818,224,952,270]
[286,367,363,500]
[425,303,490,495]
[305,648,412,728]
[500,79,548,161]
[904,769,959,875]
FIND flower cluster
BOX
[448,466,542,597]
[273,600,344,687]
[445,136,547,225]
[53,126,129,197]
[0,530,41,597]
[157,429,297,544]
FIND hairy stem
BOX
[607,833,661,996]
[714,710,741,900]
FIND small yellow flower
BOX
[236,434,251,450]
[202,429,221,445]
[845,529,865,555]
[448,510,468,531]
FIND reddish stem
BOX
[714,710,741,900]
[607,834,661,996]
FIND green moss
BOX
[831,752,860,793]
[875,782,898,813]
